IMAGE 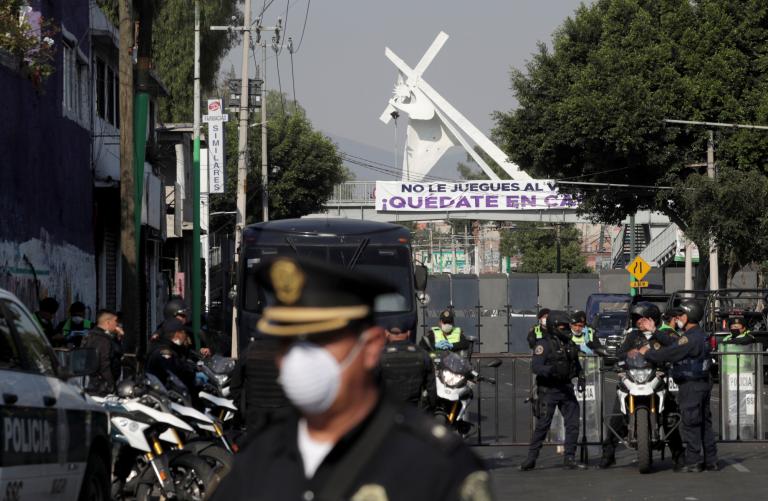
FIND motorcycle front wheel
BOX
[636,407,652,474]
[135,452,219,501]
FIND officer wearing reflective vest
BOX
[420,309,470,354]
[722,315,756,345]
[520,310,586,471]
[569,310,593,355]
[526,308,550,349]
[57,301,93,348]
[639,299,719,472]
[380,322,436,410]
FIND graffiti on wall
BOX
[0,231,96,323]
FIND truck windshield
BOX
[243,244,412,314]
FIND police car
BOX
[0,288,110,500]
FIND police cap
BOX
[162,318,187,335]
[253,257,396,337]
[439,309,455,324]
[537,308,550,319]
[729,315,745,327]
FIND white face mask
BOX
[675,319,685,329]
[171,337,184,346]
[643,331,653,340]
[540,318,547,327]
[441,323,454,333]
[72,315,84,324]
[279,336,367,415]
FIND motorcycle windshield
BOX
[625,354,651,369]
[440,352,472,375]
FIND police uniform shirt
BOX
[531,334,581,386]
[616,328,677,361]
[211,399,490,501]
[644,326,709,367]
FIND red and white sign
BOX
[205,99,228,194]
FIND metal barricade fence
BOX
[467,351,768,446]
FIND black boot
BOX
[519,458,536,471]
[598,454,615,469]
[672,452,685,472]
[563,456,587,470]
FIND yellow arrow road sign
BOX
[626,256,651,281]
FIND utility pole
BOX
[191,0,202,349]
[211,0,252,357]
[118,0,138,355]
[256,18,282,221]
[707,130,719,291]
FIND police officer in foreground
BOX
[211,257,491,501]
[380,321,436,410]
[598,302,683,469]
[420,308,470,354]
[638,300,719,472]
[526,308,550,349]
[520,310,585,471]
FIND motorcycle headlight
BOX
[440,369,466,388]
[629,368,653,384]
[598,338,607,345]
[214,373,229,385]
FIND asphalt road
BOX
[474,443,768,501]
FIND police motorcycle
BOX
[194,354,239,425]
[433,351,501,437]
[162,371,236,475]
[604,354,679,473]
[95,375,218,500]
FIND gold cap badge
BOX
[270,259,305,305]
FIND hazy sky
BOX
[222,0,586,173]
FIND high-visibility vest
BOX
[723,329,751,343]
[659,324,675,332]
[570,326,592,346]
[533,325,543,340]
[63,318,92,336]
[431,326,462,344]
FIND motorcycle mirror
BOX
[486,359,502,368]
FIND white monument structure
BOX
[379,32,531,182]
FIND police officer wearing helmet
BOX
[145,318,197,394]
[152,297,212,357]
[420,308,470,354]
[210,257,490,501]
[598,302,683,469]
[638,299,719,472]
[527,308,550,350]
[380,321,436,410]
[521,310,586,471]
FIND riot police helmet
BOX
[677,299,704,324]
[547,310,571,335]
[630,302,661,325]
[163,297,189,320]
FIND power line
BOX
[273,46,286,115]
[277,0,290,55]
[339,152,455,182]
[288,37,298,112]
[293,0,311,53]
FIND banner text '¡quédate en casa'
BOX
[375,181,579,211]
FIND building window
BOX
[96,58,105,119]
[62,41,78,115]
[95,57,119,128]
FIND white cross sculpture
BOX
[380,32,531,182]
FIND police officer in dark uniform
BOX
[82,309,123,396]
[145,318,197,394]
[598,302,683,469]
[210,257,491,501]
[229,336,289,433]
[639,299,719,472]
[380,321,436,410]
[520,310,585,471]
